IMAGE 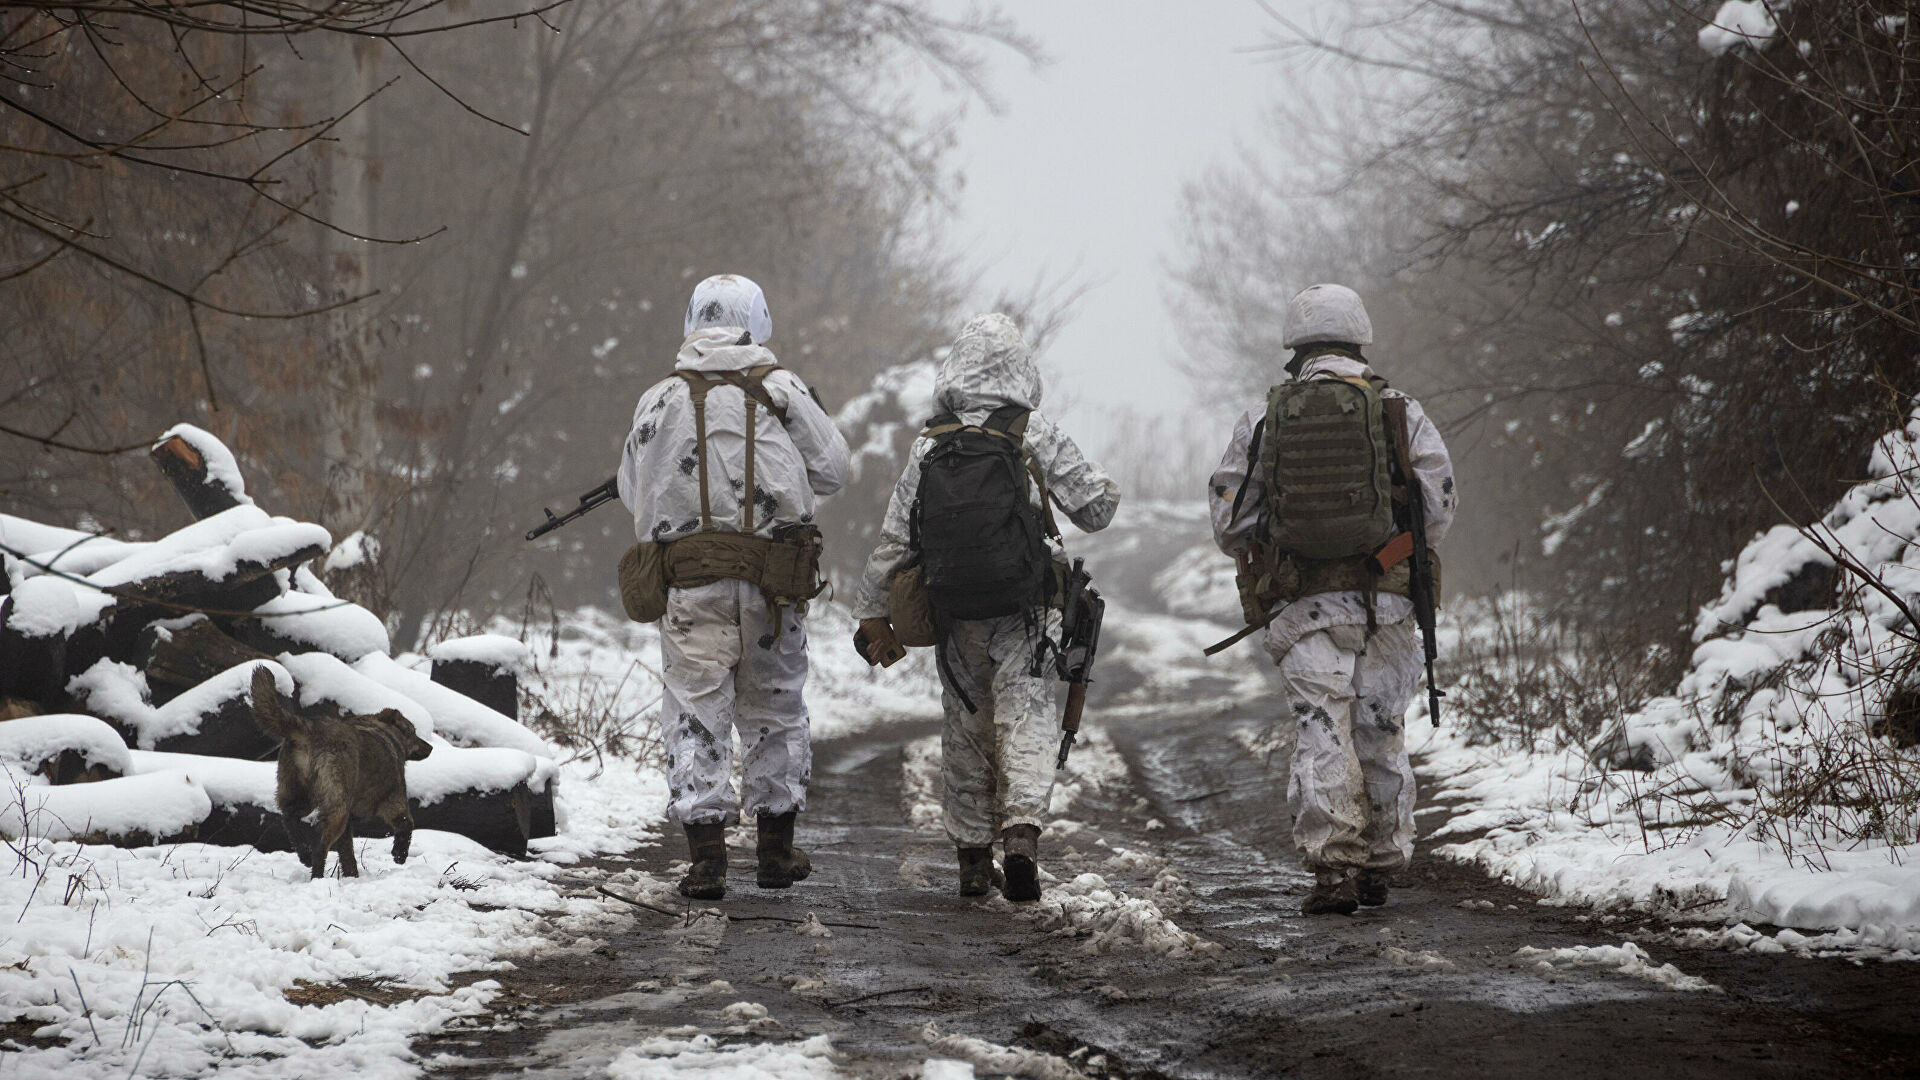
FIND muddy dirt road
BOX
[420,706,1919,1079]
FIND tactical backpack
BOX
[1205,367,1443,655]
[910,404,1059,622]
[1258,374,1396,560]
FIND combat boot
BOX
[957,846,995,896]
[679,822,728,900]
[755,811,812,889]
[1356,868,1392,907]
[1000,823,1043,902]
[1301,868,1359,915]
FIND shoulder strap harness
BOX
[676,363,788,534]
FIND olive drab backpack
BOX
[1257,374,1397,560]
[910,404,1059,623]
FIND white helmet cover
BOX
[1282,283,1373,349]
[684,274,773,344]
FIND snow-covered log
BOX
[149,425,251,520]
[354,652,552,758]
[0,768,210,845]
[428,634,528,720]
[68,658,289,759]
[229,590,390,663]
[0,714,130,784]
[141,618,273,705]
[123,745,555,858]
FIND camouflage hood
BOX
[934,313,1041,415]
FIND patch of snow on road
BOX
[607,1032,841,1079]
[921,1023,1084,1080]
[1025,872,1221,958]
[1513,942,1719,992]
[901,735,944,833]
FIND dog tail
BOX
[248,664,305,740]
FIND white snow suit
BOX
[1209,353,1456,872]
[855,314,1121,847]
[618,301,850,827]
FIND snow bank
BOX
[1728,851,1920,934]
[1421,402,1920,948]
[0,714,131,777]
[0,768,210,841]
[355,651,553,757]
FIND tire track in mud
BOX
[419,710,1920,1079]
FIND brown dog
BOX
[249,667,434,878]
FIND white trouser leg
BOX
[939,613,1061,847]
[734,589,812,818]
[1279,626,1369,871]
[1351,620,1420,870]
[659,580,813,825]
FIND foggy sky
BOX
[929,0,1330,435]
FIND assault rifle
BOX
[1383,401,1444,725]
[526,477,619,541]
[1052,558,1105,769]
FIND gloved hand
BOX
[854,617,906,668]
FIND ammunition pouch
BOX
[665,526,825,605]
[617,542,669,623]
[888,565,936,647]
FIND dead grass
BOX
[283,978,430,1008]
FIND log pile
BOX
[0,424,561,863]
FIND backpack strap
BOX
[982,403,1029,437]
[1227,415,1266,531]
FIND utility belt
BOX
[1236,542,1444,626]
[618,525,824,624]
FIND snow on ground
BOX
[606,1032,842,1079]
[900,723,1220,961]
[0,605,682,1077]
[1414,408,1920,959]
[921,1023,1086,1080]
[0,794,642,1079]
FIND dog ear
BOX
[375,709,435,760]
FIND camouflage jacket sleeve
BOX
[1025,412,1121,533]
[1393,392,1458,546]
[1208,409,1262,557]
[852,439,928,620]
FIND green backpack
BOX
[1257,374,1396,561]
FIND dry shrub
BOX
[1443,594,1680,752]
